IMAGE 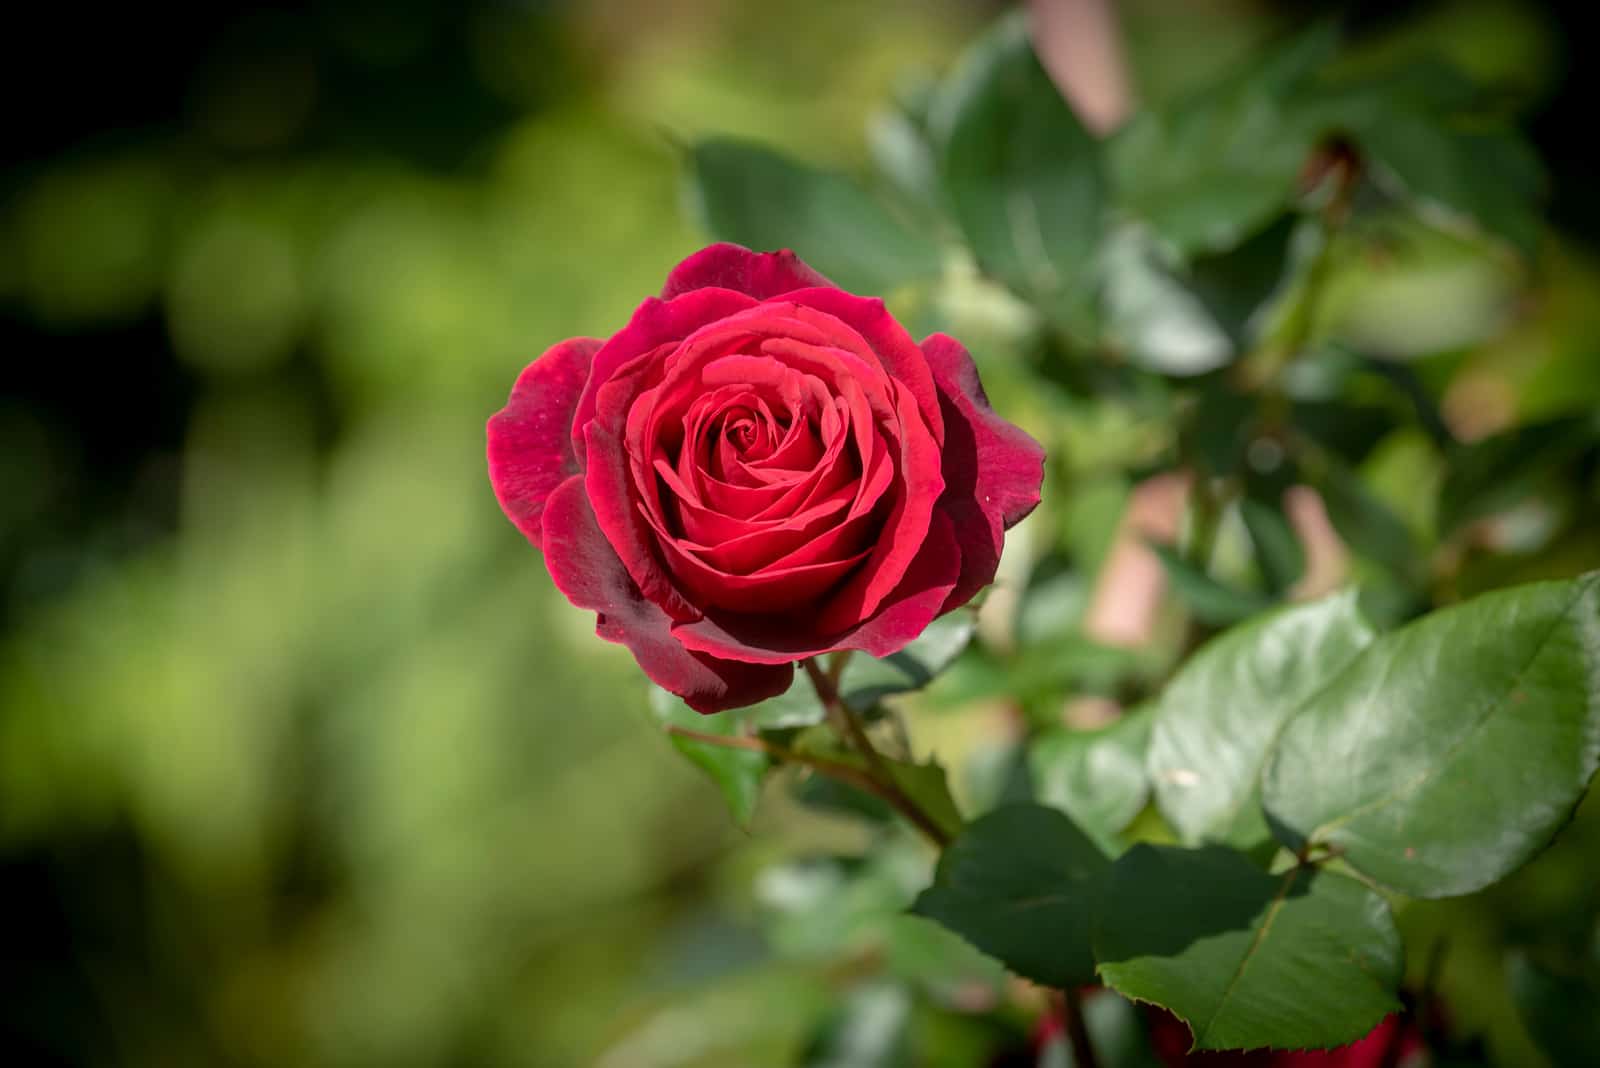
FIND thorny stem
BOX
[801,657,952,848]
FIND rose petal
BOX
[487,337,601,549]
[922,333,1046,611]
[671,506,962,664]
[541,475,793,712]
[661,242,834,301]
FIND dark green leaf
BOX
[686,138,943,295]
[648,686,769,825]
[1315,458,1421,579]
[1094,845,1403,1051]
[1262,572,1600,897]
[932,14,1104,326]
[1240,498,1306,594]
[913,804,1110,988]
[1031,707,1153,851]
[1507,950,1600,1068]
[1147,592,1376,849]
[1106,25,1337,256]
[1438,415,1600,534]
[886,759,965,843]
[1150,544,1274,625]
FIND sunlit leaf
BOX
[1263,572,1600,897]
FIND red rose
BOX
[486,243,1044,712]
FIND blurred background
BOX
[3,1,1598,1065]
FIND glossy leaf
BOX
[686,138,944,295]
[1148,592,1376,849]
[649,686,769,825]
[913,804,1110,988]
[1263,573,1600,897]
[1094,845,1403,1052]
[1031,707,1153,851]
[932,14,1104,324]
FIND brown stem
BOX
[1056,986,1100,1068]
[801,658,952,847]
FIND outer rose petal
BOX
[922,333,1045,611]
[487,337,601,549]
[661,242,834,301]
[671,507,963,664]
[541,475,794,713]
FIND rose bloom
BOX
[487,243,1043,712]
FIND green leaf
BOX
[648,686,770,825]
[886,759,965,843]
[840,612,976,712]
[1437,415,1600,534]
[1147,592,1376,849]
[1031,707,1154,852]
[1106,25,1337,256]
[913,804,1110,988]
[1507,950,1600,1068]
[1240,497,1306,594]
[1262,572,1600,897]
[1150,543,1274,625]
[686,138,944,295]
[1093,845,1403,1052]
[1101,226,1234,376]
[932,14,1104,325]
[1315,458,1421,579]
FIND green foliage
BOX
[687,138,944,294]
[1263,572,1600,897]
[1030,705,1153,852]
[1147,592,1376,849]
[1094,845,1403,1051]
[913,804,1110,988]
[649,685,770,825]
[931,13,1105,330]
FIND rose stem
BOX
[800,658,952,848]
[1053,986,1100,1068]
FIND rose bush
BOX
[487,243,1043,712]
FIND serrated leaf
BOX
[932,13,1104,327]
[1151,543,1275,625]
[1031,708,1154,852]
[1147,592,1376,850]
[1093,845,1403,1052]
[912,804,1110,988]
[686,138,943,295]
[648,686,769,825]
[1262,572,1600,897]
[886,759,965,842]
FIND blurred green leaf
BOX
[1101,227,1234,376]
[913,804,1109,988]
[1030,708,1153,852]
[802,981,914,1068]
[1149,544,1274,625]
[686,138,944,295]
[1438,415,1600,534]
[1147,592,1376,850]
[649,686,770,825]
[1094,845,1403,1051]
[1240,497,1306,593]
[1107,25,1338,256]
[841,613,977,712]
[932,13,1104,329]
[1263,572,1600,897]
[1507,950,1600,1068]
[1314,457,1422,579]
